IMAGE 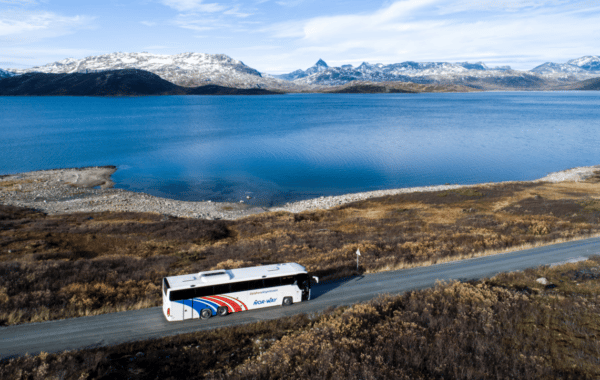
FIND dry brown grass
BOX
[1,175,600,325]
[2,257,599,379]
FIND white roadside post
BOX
[356,248,361,270]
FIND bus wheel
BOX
[282,297,293,306]
[217,306,228,316]
[200,309,212,320]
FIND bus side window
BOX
[264,277,281,288]
[170,288,195,301]
[281,276,295,286]
[195,286,213,298]
[214,284,229,295]
[230,281,249,293]
[247,280,264,290]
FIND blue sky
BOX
[1,0,599,73]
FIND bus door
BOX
[183,299,195,320]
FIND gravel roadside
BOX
[1,165,598,220]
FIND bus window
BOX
[280,276,295,286]
[214,284,229,295]
[170,288,195,301]
[264,277,281,288]
[248,280,264,290]
[230,281,249,292]
[195,286,213,297]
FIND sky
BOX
[1,0,599,74]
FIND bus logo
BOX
[253,297,277,305]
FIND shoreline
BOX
[1,165,599,220]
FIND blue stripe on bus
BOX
[193,298,219,315]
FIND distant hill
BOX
[279,56,600,90]
[568,77,600,91]
[325,81,481,93]
[0,69,279,96]
[6,51,299,91]
[531,56,600,75]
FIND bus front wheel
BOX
[282,297,293,306]
[201,309,212,319]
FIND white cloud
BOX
[224,6,251,18]
[0,10,94,40]
[160,0,226,12]
[0,0,39,5]
[163,1,254,33]
[275,0,304,6]
[264,0,600,70]
[173,16,217,31]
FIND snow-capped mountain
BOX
[531,55,600,75]
[283,59,519,86]
[277,59,329,81]
[8,52,297,89]
[567,56,600,71]
[279,56,599,87]
[6,53,599,91]
[0,69,16,78]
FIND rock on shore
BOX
[1,165,598,220]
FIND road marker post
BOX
[356,248,361,270]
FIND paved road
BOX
[2,237,599,359]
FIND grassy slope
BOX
[1,172,600,325]
[1,257,599,379]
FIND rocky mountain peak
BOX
[315,59,328,68]
[567,55,600,71]
[7,52,265,87]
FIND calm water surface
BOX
[1,92,599,206]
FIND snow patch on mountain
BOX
[0,69,16,78]
[282,57,599,87]
[276,58,329,81]
[567,56,600,71]
[286,60,522,86]
[8,52,300,90]
[531,55,600,76]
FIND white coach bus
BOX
[162,263,317,321]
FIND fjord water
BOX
[1,92,599,206]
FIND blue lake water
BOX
[1,92,599,206]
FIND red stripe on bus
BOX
[209,296,241,312]
[223,295,248,311]
[222,295,247,312]
[201,296,225,309]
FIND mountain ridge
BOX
[0,69,279,96]
[283,56,600,87]
[3,53,600,91]
[6,52,297,90]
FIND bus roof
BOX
[165,263,307,291]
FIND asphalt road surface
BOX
[2,236,599,359]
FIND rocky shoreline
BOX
[1,165,599,220]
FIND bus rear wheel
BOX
[200,309,212,319]
[282,297,293,306]
[217,306,228,316]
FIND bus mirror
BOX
[312,276,319,284]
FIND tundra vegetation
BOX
[1,173,600,325]
[1,257,599,379]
